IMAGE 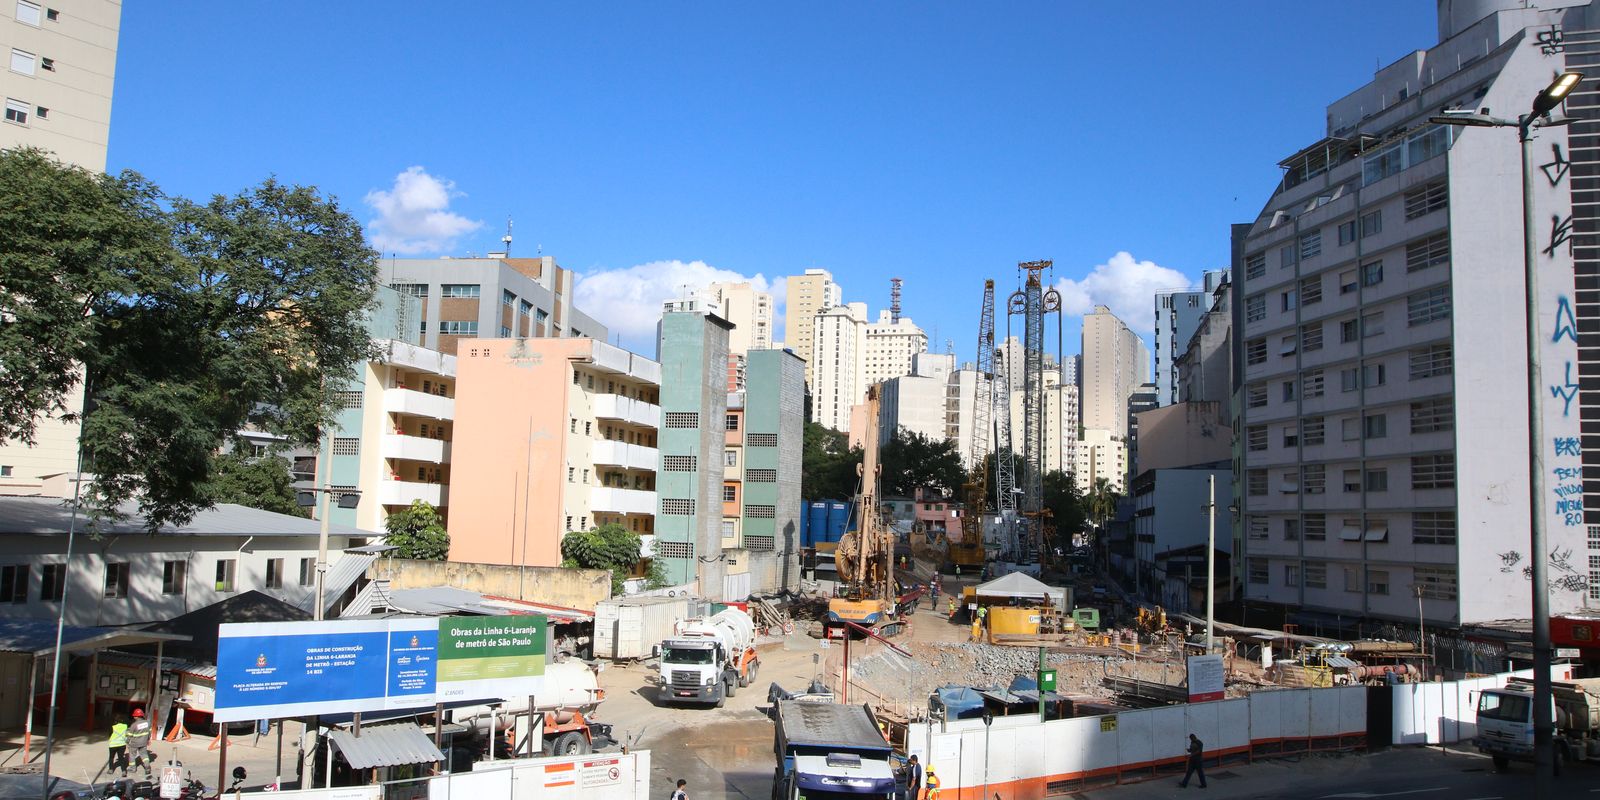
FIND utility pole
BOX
[1206,475,1216,654]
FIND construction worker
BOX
[928,575,941,610]
[925,766,941,800]
[106,715,130,777]
[970,615,982,642]
[946,597,958,619]
[126,708,154,779]
[976,605,988,630]
[905,755,923,800]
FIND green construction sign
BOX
[1038,669,1057,692]
[436,615,547,701]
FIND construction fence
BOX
[1389,665,1573,746]
[909,685,1367,799]
[241,751,652,800]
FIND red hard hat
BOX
[132,709,145,718]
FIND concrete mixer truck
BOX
[657,607,759,707]
[448,660,617,757]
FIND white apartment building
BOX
[812,302,867,432]
[862,311,929,388]
[1075,429,1127,495]
[879,353,953,444]
[1006,372,1079,477]
[1080,306,1149,439]
[1237,0,1597,627]
[784,268,843,388]
[699,281,774,356]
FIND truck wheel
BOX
[1492,755,1510,772]
[714,687,726,709]
[726,673,739,697]
[550,732,589,756]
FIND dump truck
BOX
[771,700,898,800]
[657,607,759,707]
[448,659,615,756]
[1476,675,1600,771]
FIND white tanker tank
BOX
[448,660,614,756]
[657,607,760,707]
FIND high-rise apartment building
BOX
[698,281,774,356]
[1080,306,1149,439]
[1006,371,1079,477]
[447,338,660,569]
[1075,429,1127,495]
[812,302,868,432]
[383,256,606,355]
[1154,270,1228,407]
[741,349,805,566]
[879,353,954,444]
[784,269,842,388]
[1237,0,1598,627]
[862,310,928,387]
[0,0,119,171]
[657,304,733,597]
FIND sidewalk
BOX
[1,720,308,794]
[1076,744,1493,799]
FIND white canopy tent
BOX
[970,572,1069,610]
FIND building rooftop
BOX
[0,497,379,538]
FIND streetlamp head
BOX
[296,491,317,508]
[1532,71,1584,118]
[1428,111,1501,128]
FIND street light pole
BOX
[1206,474,1216,655]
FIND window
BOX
[1411,454,1455,489]
[1300,276,1322,305]
[725,414,740,431]
[746,468,777,482]
[1246,338,1267,365]
[1282,380,1296,402]
[1305,514,1327,541]
[104,562,129,598]
[1407,125,1451,166]
[1299,230,1322,260]
[1305,562,1328,588]
[0,465,9,477]
[1302,370,1325,399]
[1340,318,1359,343]
[1414,567,1457,600]
[747,433,778,447]
[1344,566,1362,592]
[1281,289,1298,312]
[440,284,480,298]
[1245,252,1266,280]
[1248,558,1268,585]
[1302,418,1325,447]
[1284,565,1301,587]
[1365,469,1388,492]
[9,48,34,75]
[1406,232,1449,272]
[502,289,516,307]
[214,559,236,592]
[31,104,43,118]
[1362,311,1384,337]
[1302,463,1327,493]
[265,558,284,589]
[1364,140,1405,184]
[331,437,360,456]
[657,541,693,560]
[1409,344,1453,379]
[44,7,54,20]
[1279,244,1297,270]
[1340,367,1359,393]
[0,565,27,603]
[1247,469,1268,496]
[1410,398,1453,433]
[499,325,512,337]
[15,1,40,26]
[1359,210,1382,238]
[5,98,28,125]
[162,561,186,595]
[299,557,315,587]
[1361,260,1383,287]
[1300,323,1323,352]
[1248,517,1269,540]
[1245,293,1266,323]
[1283,424,1299,448]
[725,450,738,467]
[1247,425,1268,452]
[1246,384,1267,408]
[390,283,428,297]
[581,468,589,483]
[39,564,63,601]
[1284,518,1300,541]
[663,455,697,471]
[722,485,737,502]
[664,412,699,428]
[439,320,478,335]
[1364,413,1387,439]
[661,498,695,515]
[1339,270,1358,295]
[1413,511,1458,545]
[1343,469,1362,492]
[1407,287,1451,326]
[1338,220,1356,245]
[1365,569,1390,596]
[1362,363,1386,388]
[745,504,777,518]
[1405,180,1448,220]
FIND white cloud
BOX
[574,259,782,345]
[1054,251,1195,334]
[364,166,483,255]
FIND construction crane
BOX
[829,384,906,637]
[945,281,994,575]
[1006,261,1063,565]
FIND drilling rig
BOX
[828,384,906,637]
[1005,261,1063,566]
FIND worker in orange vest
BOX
[925,766,941,800]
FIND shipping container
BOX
[593,595,692,660]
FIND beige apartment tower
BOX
[783,268,842,387]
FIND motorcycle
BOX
[169,764,246,800]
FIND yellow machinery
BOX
[828,385,901,637]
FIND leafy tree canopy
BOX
[0,149,379,530]
[801,421,861,501]
[384,500,450,560]
[1042,469,1086,546]
[879,427,964,499]
[560,523,655,594]
[205,451,306,517]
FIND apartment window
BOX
[4,98,28,125]
[1300,370,1325,399]
[390,283,428,297]
[0,565,27,603]
[565,515,573,531]
[1245,252,1266,280]
[664,412,699,429]
[663,455,697,471]
[162,561,186,595]
[1281,289,1298,312]
[14,1,40,25]
[502,289,516,307]
[499,325,512,337]
[1302,418,1325,447]
[1343,469,1362,492]
[1299,275,1322,305]
[1362,311,1384,337]
[1282,380,1296,402]
[440,284,480,298]
[1283,424,1299,448]
[1344,567,1362,592]
[725,414,740,431]
[1364,413,1387,439]
[439,320,478,335]
[518,299,534,318]
[104,562,130,598]
[1305,562,1328,588]
[1404,180,1448,220]
[44,7,53,21]
[1409,344,1452,379]
[1410,398,1454,433]
[1246,338,1267,366]
[0,465,9,477]
[1407,287,1451,326]
[1361,260,1383,287]
[299,557,315,587]
[1284,518,1300,541]
[9,48,34,75]
[1364,140,1405,184]
[747,433,778,447]
[567,466,575,482]
[1406,232,1449,272]
[1246,425,1268,452]
[1359,210,1382,238]
[725,450,738,467]
[1279,244,1297,270]
[722,485,737,502]
[32,104,43,118]
[661,498,695,515]
[581,468,589,483]
[1365,469,1388,492]
[1245,293,1266,323]
[1340,318,1359,343]
[1246,384,1267,409]
[745,504,777,518]
[1247,470,1268,496]
[1414,567,1458,601]
[1338,220,1356,245]
[1304,513,1327,541]
[1300,323,1323,352]
[214,559,236,592]
[1284,565,1301,587]
[746,468,777,482]
[1340,368,1359,393]
[1299,230,1322,260]
[331,437,360,456]
[1411,454,1456,489]
[39,564,63,601]
[1408,125,1451,165]
[1248,558,1268,585]
[1366,570,1390,596]
[1414,511,1458,545]
[265,558,284,589]
[1248,517,1269,540]
[1362,363,1386,388]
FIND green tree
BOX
[879,427,964,498]
[0,149,379,530]
[384,500,450,560]
[206,451,306,517]
[1042,469,1086,547]
[801,421,861,501]
[560,523,654,594]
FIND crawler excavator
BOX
[826,384,908,638]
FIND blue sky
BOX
[109,2,1438,357]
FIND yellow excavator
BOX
[827,384,907,637]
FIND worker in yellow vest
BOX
[925,766,941,800]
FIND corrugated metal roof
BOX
[327,723,444,768]
[297,553,377,615]
[96,652,197,673]
[386,587,592,621]
[0,497,378,538]
[1325,655,1360,670]
[0,619,189,656]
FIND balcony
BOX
[382,434,449,464]
[590,487,655,515]
[379,479,445,507]
[384,388,455,420]
[591,441,659,471]
[592,394,660,428]
[381,339,458,377]
[590,342,661,385]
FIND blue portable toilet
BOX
[825,500,850,543]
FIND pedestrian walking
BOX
[928,576,941,610]
[106,715,130,777]
[126,708,154,779]
[1178,733,1207,789]
[670,778,688,800]
[905,754,923,800]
